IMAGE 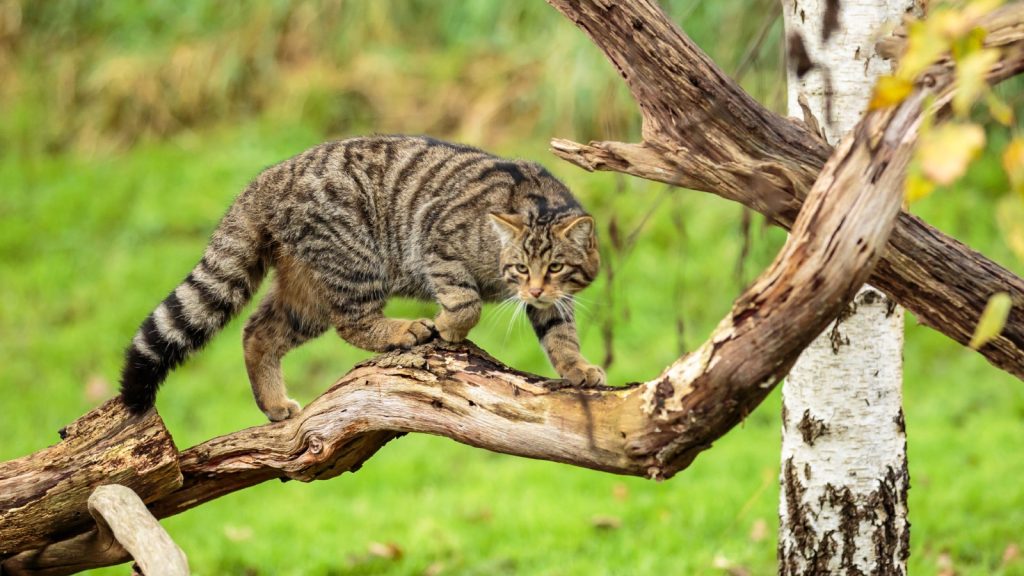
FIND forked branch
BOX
[548,0,1024,380]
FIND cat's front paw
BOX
[394,318,437,348]
[264,398,302,422]
[561,361,607,387]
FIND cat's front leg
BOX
[426,258,482,342]
[527,303,606,386]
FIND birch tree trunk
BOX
[779,1,913,574]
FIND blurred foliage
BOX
[0,0,786,155]
[0,1,1022,575]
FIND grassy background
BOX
[1,1,1023,574]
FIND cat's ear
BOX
[489,213,525,244]
[556,215,595,248]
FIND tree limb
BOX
[548,0,1024,381]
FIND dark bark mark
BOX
[797,409,828,445]
[823,0,841,43]
[788,32,815,78]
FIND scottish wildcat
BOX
[119,135,604,421]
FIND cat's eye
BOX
[515,264,529,274]
[548,263,564,273]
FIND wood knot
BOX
[307,435,324,455]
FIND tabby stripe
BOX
[131,332,162,363]
[314,141,339,177]
[421,136,482,155]
[140,314,187,367]
[185,272,236,317]
[164,292,212,345]
[531,316,567,339]
[420,167,503,235]
[198,256,252,299]
[441,299,479,313]
[429,273,476,290]
[153,302,195,351]
[285,306,325,341]
[471,162,527,185]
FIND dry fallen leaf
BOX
[591,515,622,530]
[938,550,957,576]
[223,524,253,542]
[749,518,768,543]
[423,561,445,576]
[367,541,404,560]
[612,483,630,502]
[84,374,112,403]
[1003,543,1021,566]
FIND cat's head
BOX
[489,212,599,309]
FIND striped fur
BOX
[120,135,603,421]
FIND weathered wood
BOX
[3,485,189,576]
[547,0,1024,381]
[0,398,181,557]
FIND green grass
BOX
[2,1,1024,574]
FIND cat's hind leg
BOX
[243,282,328,421]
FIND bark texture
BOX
[548,0,1024,382]
[4,485,190,576]
[0,400,181,556]
[780,1,912,574]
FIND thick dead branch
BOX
[0,401,181,556]
[548,0,1024,381]
[4,485,189,576]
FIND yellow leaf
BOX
[898,19,949,80]
[996,195,1024,262]
[986,91,1015,126]
[970,292,1012,349]
[905,168,936,203]
[1003,137,1024,197]
[869,76,914,110]
[962,0,1005,24]
[953,48,1000,116]
[916,122,986,185]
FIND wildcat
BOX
[119,135,604,421]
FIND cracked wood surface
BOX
[547,0,1024,381]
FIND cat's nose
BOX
[529,287,543,298]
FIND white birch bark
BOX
[779,1,913,574]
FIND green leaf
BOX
[970,292,1012,350]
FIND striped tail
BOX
[120,205,268,414]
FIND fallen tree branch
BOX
[547,0,1024,380]
[3,485,190,576]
